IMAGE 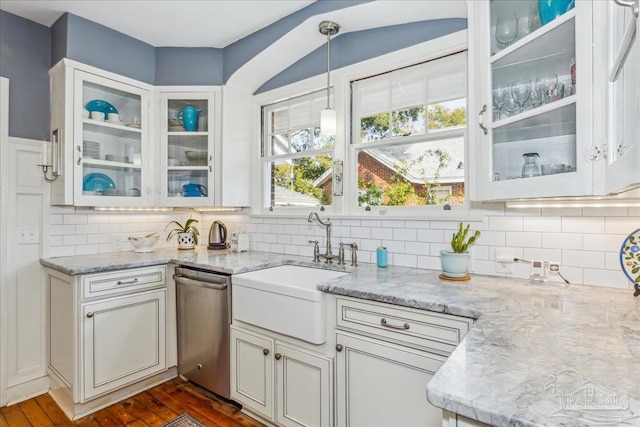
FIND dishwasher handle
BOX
[175,267,230,285]
[174,275,228,291]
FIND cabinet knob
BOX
[336,344,343,352]
[275,353,282,360]
[86,312,94,318]
[197,364,203,370]
[263,349,269,356]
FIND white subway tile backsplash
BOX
[562,250,604,269]
[540,207,581,217]
[417,229,444,243]
[417,255,441,270]
[75,224,100,235]
[582,234,626,252]
[393,228,417,241]
[430,243,450,256]
[523,217,561,232]
[605,252,620,270]
[360,220,382,227]
[64,214,88,225]
[404,241,429,255]
[604,217,640,234]
[542,233,582,250]
[482,202,505,216]
[350,227,371,239]
[50,214,64,225]
[523,248,562,263]
[381,239,405,254]
[371,228,393,240]
[562,216,604,233]
[63,235,87,246]
[87,234,110,245]
[50,224,76,235]
[506,232,541,248]
[477,231,506,247]
[394,254,417,268]
[270,224,284,234]
[582,207,628,217]
[340,219,361,227]
[582,269,629,289]
[360,239,382,251]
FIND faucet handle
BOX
[348,243,359,267]
[338,243,346,265]
[308,240,320,262]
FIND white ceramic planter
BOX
[177,232,195,250]
[439,250,470,278]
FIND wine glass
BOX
[510,80,532,113]
[495,12,518,48]
[493,83,510,120]
[528,3,541,33]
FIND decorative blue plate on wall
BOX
[82,173,116,193]
[85,100,118,116]
[620,228,640,285]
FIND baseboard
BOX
[49,367,177,421]
[3,375,50,406]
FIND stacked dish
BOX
[105,154,129,163]
[104,188,141,197]
[83,141,100,159]
[185,150,208,165]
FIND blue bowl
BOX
[85,100,118,116]
[539,0,574,25]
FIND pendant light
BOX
[319,21,340,136]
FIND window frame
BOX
[252,30,479,220]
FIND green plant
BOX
[165,218,199,245]
[450,222,480,253]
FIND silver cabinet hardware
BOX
[86,312,94,318]
[275,353,282,360]
[209,155,213,173]
[380,318,410,330]
[263,348,269,356]
[76,145,82,165]
[478,104,488,135]
[336,344,343,352]
[116,278,139,285]
[198,364,203,369]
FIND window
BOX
[262,91,334,208]
[351,52,467,209]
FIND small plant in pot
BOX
[440,223,481,278]
[166,218,199,250]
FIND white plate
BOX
[127,123,141,129]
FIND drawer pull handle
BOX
[263,349,269,356]
[275,353,282,360]
[116,278,139,285]
[336,344,343,352]
[86,312,94,318]
[381,318,410,330]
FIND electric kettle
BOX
[208,220,228,250]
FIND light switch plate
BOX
[16,226,40,244]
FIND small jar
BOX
[521,152,541,178]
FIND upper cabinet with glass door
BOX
[158,91,216,206]
[74,71,151,206]
[469,0,594,200]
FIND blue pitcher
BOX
[176,105,202,132]
[538,0,575,25]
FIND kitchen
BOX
[1,1,639,426]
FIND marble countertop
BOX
[41,249,640,426]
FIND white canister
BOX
[230,232,250,252]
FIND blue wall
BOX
[256,19,467,94]
[0,11,51,140]
[156,48,224,86]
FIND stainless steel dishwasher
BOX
[175,266,231,399]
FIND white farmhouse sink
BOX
[232,265,349,344]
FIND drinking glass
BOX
[528,3,541,33]
[495,13,518,48]
[529,85,543,109]
[535,74,558,104]
[493,83,510,120]
[510,80,532,113]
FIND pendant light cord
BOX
[326,30,331,109]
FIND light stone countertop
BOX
[40,248,640,426]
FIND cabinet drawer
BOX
[336,297,473,356]
[82,266,166,300]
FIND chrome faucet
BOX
[307,212,339,263]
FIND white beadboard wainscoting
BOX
[46,205,640,290]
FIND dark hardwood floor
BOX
[0,378,265,427]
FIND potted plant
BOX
[440,223,481,278]
[166,218,199,250]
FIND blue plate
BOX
[85,100,118,116]
[620,228,640,285]
[83,173,116,193]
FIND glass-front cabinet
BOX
[469,0,594,200]
[158,91,216,206]
[74,71,150,206]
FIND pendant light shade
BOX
[319,21,340,137]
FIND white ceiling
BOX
[0,0,315,48]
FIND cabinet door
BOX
[73,70,151,206]
[604,0,640,194]
[275,342,333,427]
[82,289,166,401]
[230,326,274,421]
[469,1,595,200]
[336,332,445,427]
[158,90,218,206]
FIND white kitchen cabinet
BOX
[442,410,491,427]
[46,266,175,420]
[597,0,640,195]
[158,88,221,206]
[49,59,154,206]
[230,325,333,427]
[468,1,595,200]
[334,297,473,427]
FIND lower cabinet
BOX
[335,331,445,427]
[442,410,491,427]
[46,266,175,420]
[230,325,333,427]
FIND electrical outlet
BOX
[549,261,561,273]
[111,235,125,251]
[16,226,39,244]
[496,261,513,273]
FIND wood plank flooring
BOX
[0,378,265,427]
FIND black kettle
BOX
[208,220,228,250]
